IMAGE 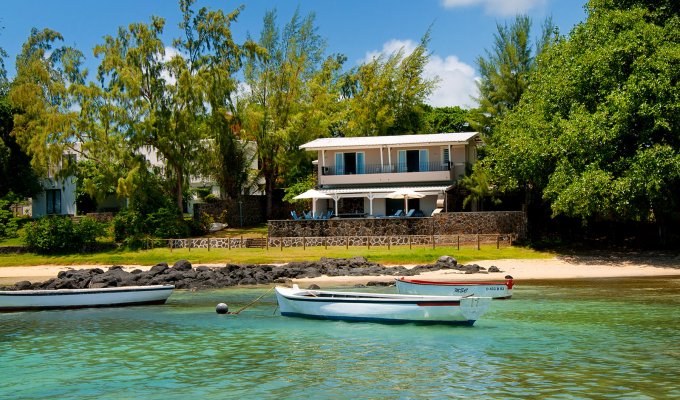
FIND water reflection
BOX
[1,278,679,399]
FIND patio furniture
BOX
[388,209,404,218]
[405,209,416,217]
[291,211,302,220]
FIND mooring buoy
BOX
[216,303,229,314]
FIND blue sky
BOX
[1,0,588,108]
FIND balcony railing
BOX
[322,161,451,176]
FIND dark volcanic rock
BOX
[14,280,32,290]
[172,259,192,271]
[19,257,494,292]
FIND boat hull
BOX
[0,285,175,312]
[275,286,491,325]
[395,278,513,299]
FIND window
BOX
[335,152,364,175]
[397,150,428,172]
[46,189,61,215]
[442,148,450,170]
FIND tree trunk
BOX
[175,165,183,214]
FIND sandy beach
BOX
[1,254,679,286]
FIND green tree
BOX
[343,34,437,137]
[470,15,556,140]
[9,28,89,177]
[422,105,471,133]
[95,16,208,214]
[485,0,680,242]
[174,0,261,200]
[244,9,340,218]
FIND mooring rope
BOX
[228,286,276,315]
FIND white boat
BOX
[275,285,491,325]
[395,276,514,299]
[0,285,175,312]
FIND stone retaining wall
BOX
[193,195,265,227]
[268,211,526,239]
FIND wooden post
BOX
[497,234,500,249]
[346,237,349,249]
[368,236,371,250]
[241,235,243,248]
[303,236,306,250]
[228,236,231,250]
[324,237,327,250]
[457,235,460,250]
[208,238,211,251]
[266,234,269,250]
[388,236,391,250]
[188,239,191,252]
[477,234,480,250]
[409,235,412,250]
[432,234,435,249]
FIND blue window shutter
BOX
[335,153,344,175]
[397,150,406,172]
[357,152,365,174]
[419,149,429,172]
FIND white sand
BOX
[1,255,679,286]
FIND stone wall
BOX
[268,211,526,239]
[193,195,265,227]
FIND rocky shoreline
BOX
[6,256,502,291]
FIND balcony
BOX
[319,161,454,186]
[322,161,450,175]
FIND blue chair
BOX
[405,209,416,217]
[326,210,333,219]
[291,211,301,220]
[388,210,403,218]
[303,211,313,220]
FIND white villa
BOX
[31,141,262,218]
[300,132,479,217]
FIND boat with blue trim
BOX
[0,285,175,312]
[395,276,514,299]
[275,285,491,325]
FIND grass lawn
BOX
[0,244,553,267]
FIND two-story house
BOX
[31,141,263,218]
[300,132,478,217]
[31,151,78,218]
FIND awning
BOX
[316,185,452,198]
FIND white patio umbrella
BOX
[386,188,425,213]
[293,189,332,216]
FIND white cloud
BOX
[441,0,547,17]
[159,46,185,85]
[361,40,479,109]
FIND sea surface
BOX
[1,276,679,399]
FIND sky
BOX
[1,0,588,109]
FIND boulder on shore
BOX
[5,257,501,291]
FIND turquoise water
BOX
[2,277,679,399]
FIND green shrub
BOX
[0,199,21,238]
[75,217,107,248]
[145,207,189,239]
[112,210,143,242]
[24,216,106,254]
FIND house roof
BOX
[317,185,453,198]
[300,132,479,151]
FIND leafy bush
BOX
[0,198,23,238]
[112,207,193,248]
[112,210,144,242]
[145,207,189,239]
[75,217,107,248]
[24,216,106,254]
